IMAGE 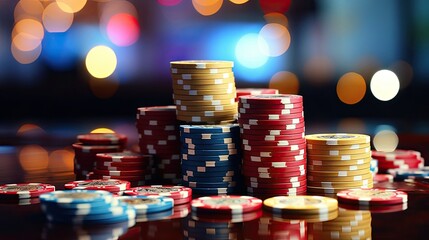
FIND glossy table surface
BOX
[1,127,429,240]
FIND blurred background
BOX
[0,0,428,141]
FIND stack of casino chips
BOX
[307,208,372,240]
[189,195,263,237]
[179,124,242,196]
[124,185,193,205]
[73,133,127,180]
[64,179,131,196]
[0,183,55,205]
[235,88,279,102]
[238,94,307,198]
[92,152,154,187]
[136,106,181,184]
[39,190,136,224]
[170,60,237,124]
[305,133,373,195]
[371,149,424,173]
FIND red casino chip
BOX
[124,185,192,201]
[242,133,305,141]
[98,175,152,182]
[242,138,306,146]
[239,94,303,105]
[191,195,263,214]
[243,170,306,179]
[136,119,178,126]
[64,179,130,192]
[236,88,278,97]
[244,149,306,158]
[238,112,303,120]
[136,124,178,131]
[371,149,421,160]
[247,180,307,189]
[73,143,124,154]
[191,209,263,223]
[238,118,304,127]
[137,105,177,116]
[243,159,306,168]
[246,186,307,195]
[243,143,306,152]
[238,103,303,110]
[77,133,127,145]
[96,151,153,162]
[243,165,306,174]
[240,128,305,136]
[243,154,306,163]
[0,183,55,199]
[94,169,147,177]
[338,202,407,213]
[336,188,408,205]
[239,122,305,131]
[373,174,394,183]
[239,107,304,115]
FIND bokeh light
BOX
[264,12,288,26]
[16,123,45,136]
[56,0,87,13]
[12,19,44,51]
[14,0,44,22]
[85,45,117,79]
[192,0,223,16]
[303,55,334,85]
[269,71,299,94]
[390,60,413,89]
[89,77,119,99]
[91,128,115,133]
[229,0,249,4]
[336,72,366,105]
[370,69,400,101]
[43,2,74,33]
[235,33,269,69]
[157,0,182,6]
[48,149,74,173]
[259,0,292,14]
[258,23,291,57]
[107,13,140,47]
[373,129,399,152]
[19,145,49,172]
[11,41,42,64]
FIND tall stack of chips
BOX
[305,133,373,195]
[73,133,127,180]
[179,124,242,196]
[238,94,307,199]
[170,60,237,124]
[371,149,424,173]
[136,106,181,184]
[236,88,279,102]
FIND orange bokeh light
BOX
[336,72,366,105]
[269,71,300,94]
[192,0,223,16]
[19,145,49,172]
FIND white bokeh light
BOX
[373,129,399,152]
[370,69,400,101]
[235,33,269,69]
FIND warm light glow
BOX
[48,149,74,172]
[192,0,223,16]
[235,33,269,69]
[373,129,399,152]
[91,128,115,133]
[370,69,400,101]
[157,0,182,6]
[19,145,49,172]
[259,0,292,14]
[14,0,44,22]
[85,45,117,79]
[269,71,299,94]
[89,77,119,99]
[107,13,140,46]
[43,2,74,32]
[229,0,249,4]
[12,19,44,51]
[390,60,413,89]
[303,55,334,85]
[11,41,42,64]
[56,0,87,13]
[17,124,45,136]
[264,12,288,26]
[336,72,366,105]
[258,23,290,57]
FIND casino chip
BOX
[170,60,237,124]
[371,149,424,174]
[0,183,55,200]
[64,179,130,193]
[235,88,279,102]
[242,215,307,240]
[191,195,263,214]
[136,106,182,185]
[263,195,338,215]
[116,195,174,214]
[39,190,136,224]
[305,133,373,195]
[124,185,192,205]
[238,94,307,198]
[336,188,408,206]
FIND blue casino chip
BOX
[180,124,240,134]
[182,143,239,150]
[181,137,240,145]
[182,169,239,178]
[181,148,239,156]
[182,154,241,162]
[181,180,238,188]
[388,168,429,180]
[181,159,240,167]
[182,175,241,183]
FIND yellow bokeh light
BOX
[12,19,44,51]
[14,0,44,22]
[89,77,119,99]
[370,69,400,101]
[11,41,42,64]
[19,145,49,172]
[336,72,366,105]
[91,128,115,133]
[56,0,87,13]
[373,129,399,152]
[43,2,74,33]
[192,0,223,16]
[258,23,291,57]
[229,0,249,4]
[85,45,117,79]
[264,12,288,27]
[269,71,299,94]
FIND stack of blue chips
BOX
[179,124,243,195]
[39,190,136,225]
[116,195,175,222]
